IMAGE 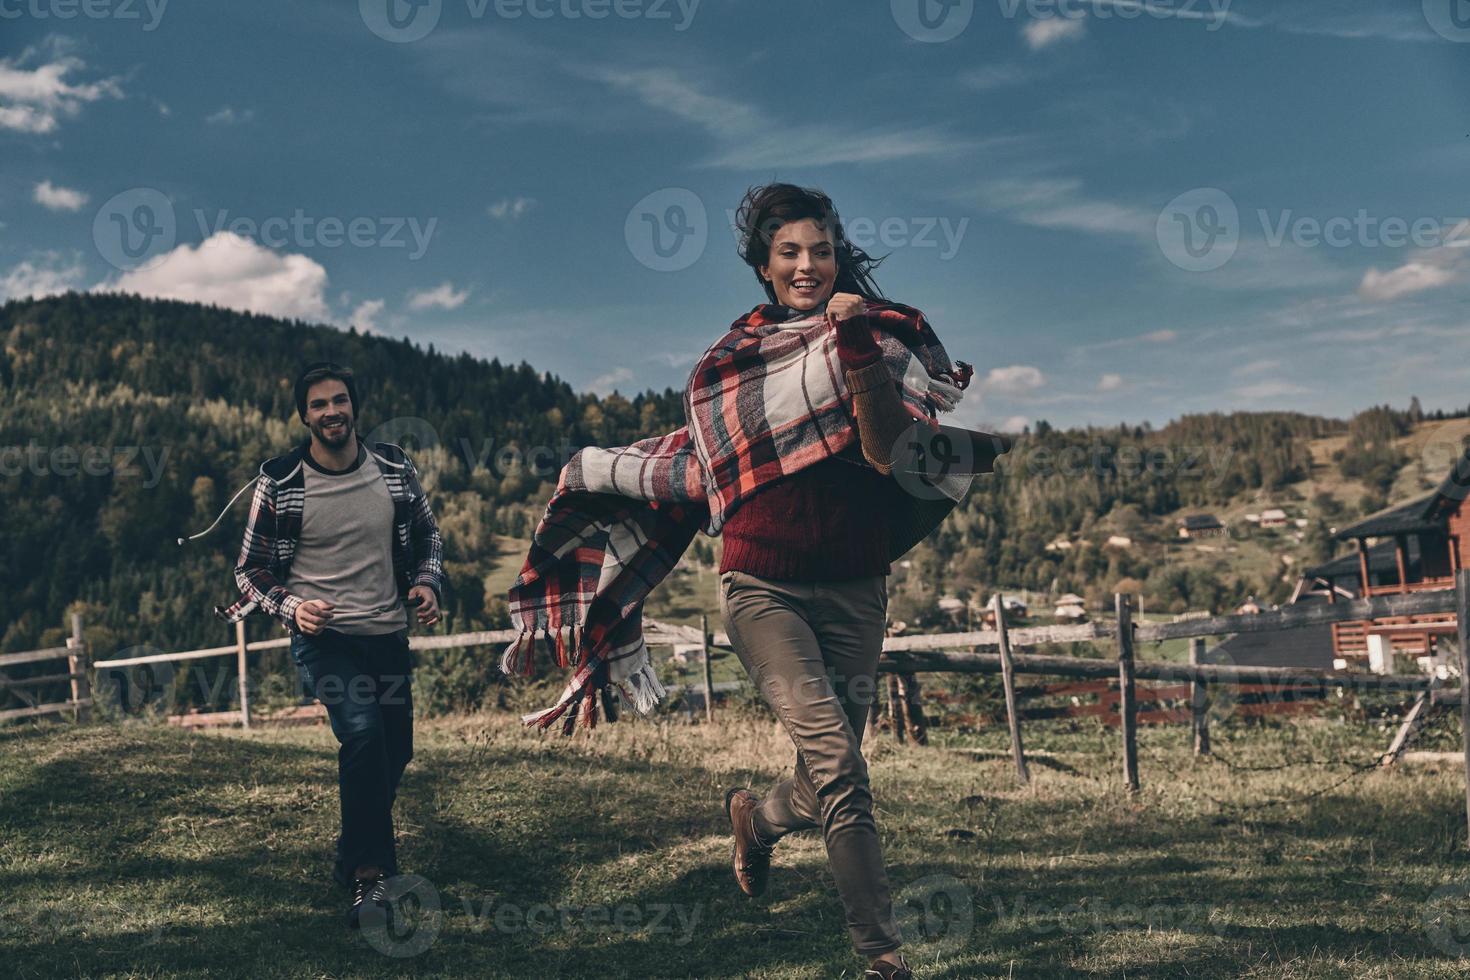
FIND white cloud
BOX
[351,298,386,333]
[1024,17,1087,49]
[976,178,1156,237]
[488,196,536,221]
[0,253,86,301]
[33,180,88,211]
[584,65,977,169]
[0,49,121,133]
[1000,415,1030,432]
[981,364,1046,395]
[1358,227,1470,302]
[98,232,330,322]
[205,106,254,125]
[588,366,633,396]
[1140,329,1177,343]
[408,281,469,310]
[1233,380,1312,400]
[1231,358,1280,377]
[1097,373,1124,392]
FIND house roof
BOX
[1213,621,1336,670]
[1305,536,1425,581]
[1180,514,1223,529]
[1334,491,1442,540]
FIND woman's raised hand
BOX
[826,292,866,322]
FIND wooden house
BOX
[1179,514,1226,539]
[1294,461,1469,670]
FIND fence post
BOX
[1116,593,1140,792]
[1456,569,1470,847]
[235,619,251,730]
[67,612,91,723]
[993,594,1030,784]
[700,613,714,724]
[887,673,906,743]
[1189,637,1210,756]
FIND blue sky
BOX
[2,0,1468,431]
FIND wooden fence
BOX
[0,613,91,724]
[20,572,1470,845]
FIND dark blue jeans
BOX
[290,628,414,882]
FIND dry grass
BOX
[4,701,1470,978]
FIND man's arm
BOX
[233,475,306,631]
[403,453,446,603]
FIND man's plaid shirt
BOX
[216,440,445,632]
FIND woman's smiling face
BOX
[760,218,838,310]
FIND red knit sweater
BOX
[719,311,896,581]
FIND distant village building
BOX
[1045,537,1075,552]
[1054,593,1088,621]
[1244,513,1261,524]
[1259,508,1289,528]
[1105,535,1133,549]
[1236,597,1262,615]
[1178,514,1226,539]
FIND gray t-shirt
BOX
[285,444,407,635]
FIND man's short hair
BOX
[294,362,359,422]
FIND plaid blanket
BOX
[501,301,973,733]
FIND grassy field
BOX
[5,701,1470,979]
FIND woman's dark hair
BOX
[293,361,359,422]
[735,183,888,304]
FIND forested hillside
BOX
[0,292,684,660]
[3,292,1461,668]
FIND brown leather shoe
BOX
[724,787,774,897]
[863,952,913,979]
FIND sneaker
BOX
[863,953,913,979]
[347,874,392,930]
[724,787,774,898]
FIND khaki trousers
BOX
[718,569,901,956]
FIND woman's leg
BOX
[719,570,901,956]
